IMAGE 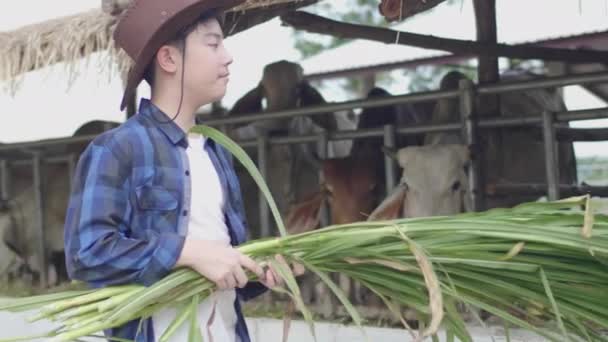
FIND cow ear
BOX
[298,82,338,131]
[368,184,407,221]
[454,144,470,165]
[230,85,263,115]
[285,191,325,234]
[381,146,397,161]
[396,148,414,168]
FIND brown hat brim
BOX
[119,0,243,111]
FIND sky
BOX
[0,0,607,157]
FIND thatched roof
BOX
[0,0,318,93]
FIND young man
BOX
[64,1,297,341]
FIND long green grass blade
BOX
[539,267,570,341]
[159,302,191,342]
[188,294,203,342]
[190,125,287,237]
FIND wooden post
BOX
[459,79,483,212]
[542,111,560,200]
[473,0,499,211]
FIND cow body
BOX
[0,120,120,286]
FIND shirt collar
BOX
[139,98,188,148]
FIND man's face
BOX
[181,18,233,107]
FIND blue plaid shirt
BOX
[64,98,266,342]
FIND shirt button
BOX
[182,210,188,217]
[185,170,190,176]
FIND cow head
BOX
[286,154,381,233]
[0,200,28,279]
[370,144,470,220]
[230,60,337,134]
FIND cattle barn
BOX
[0,0,607,329]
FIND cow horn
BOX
[382,146,398,161]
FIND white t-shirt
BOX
[152,134,237,341]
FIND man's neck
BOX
[151,90,198,134]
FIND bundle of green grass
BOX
[0,126,606,342]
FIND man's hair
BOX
[143,10,223,86]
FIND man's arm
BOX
[64,142,185,287]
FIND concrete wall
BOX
[0,310,550,341]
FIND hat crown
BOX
[113,0,244,111]
[114,0,200,61]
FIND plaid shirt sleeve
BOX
[64,139,185,287]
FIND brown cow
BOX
[228,60,354,238]
[284,87,432,308]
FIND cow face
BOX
[261,60,304,113]
[370,144,470,219]
[285,154,381,233]
[323,156,379,225]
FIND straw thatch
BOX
[0,10,127,94]
[0,0,318,94]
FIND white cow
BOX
[370,144,470,219]
[371,69,577,219]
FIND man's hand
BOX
[176,238,265,290]
[259,254,305,289]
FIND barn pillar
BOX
[459,79,483,212]
[473,0,499,211]
[542,111,560,200]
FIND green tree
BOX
[293,0,462,58]
[293,0,388,59]
[293,0,467,96]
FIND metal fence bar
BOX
[0,134,98,153]
[558,107,608,122]
[256,134,270,238]
[383,124,397,193]
[542,111,560,200]
[0,105,606,161]
[200,89,460,127]
[318,131,330,228]
[459,79,483,212]
[478,71,608,94]
[490,183,608,197]
[0,160,9,201]
[32,154,48,288]
[67,154,77,184]
[10,155,76,167]
[193,106,608,148]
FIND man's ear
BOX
[155,45,180,74]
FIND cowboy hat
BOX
[114,0,245,111]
